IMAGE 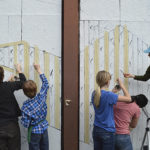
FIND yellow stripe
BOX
[94,39,99,89]
[34,46,39,90]
[104,31,109,71]
[84,46,89,143]
[114,26,119,83]
[124,25,129,89]
[2,66,14,73]
[54,56,60,129]
[44,52,50,124]
[14,45,18,65]
[24,42,29,79]
[0,41,28,48]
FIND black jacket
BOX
[0,73,26,125]
[134,66,150,81]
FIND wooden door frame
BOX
[61,0,80,150]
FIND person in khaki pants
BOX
[0,64,26,150]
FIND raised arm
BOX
[9,64,26,91]
[117,78,131,102]
[15,64,26,82]
[34,64,49,97]
[124,66,150,81]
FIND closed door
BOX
[62,0,79,150]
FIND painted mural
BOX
[0,0,62,150]
[0,41,61,149]
[80,1,150,149]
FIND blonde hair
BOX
[94,70,111,108]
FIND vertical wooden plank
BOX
[83,20,89,144]
[99,37,104,71]
[119,26,124,80]
[94,39,99,89]
[114,26,119,83]
[44,52,50,124]
[84,46,89,144]
[14,45,18,65]
[124,25,129,89]
[34,46,39,90]
[104,31,109,71]
[54,56,60,129]
[24,42,29,79]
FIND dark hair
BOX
[23,80,37,98]
[0,66,4,82]
[131,94,148,108]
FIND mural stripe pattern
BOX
[94,39,99,89]
[44,51,50,124]
[54,56,60,129]
[80,21,150,147]
[34,46,39,90]
[104,32,109,71]
[124,25,129,89]
[84,46,89,143]
[24,42,29,79]
[2,66,14,73]
[0,41,61,130]
[114,26,119,82]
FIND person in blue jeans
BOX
[92,70,132,150]
[114,93,148,150]
[21,64,49,150]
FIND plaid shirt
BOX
[21,74,49,134]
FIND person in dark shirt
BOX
[124,47,150,81]
[0,64,26,150]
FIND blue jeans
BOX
[29,129,49,150]
[115,134,133,150]
[93,125,115,150]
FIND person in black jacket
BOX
[0,64,26,150]
[124,47,150,81]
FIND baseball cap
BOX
[144,47,150,53]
